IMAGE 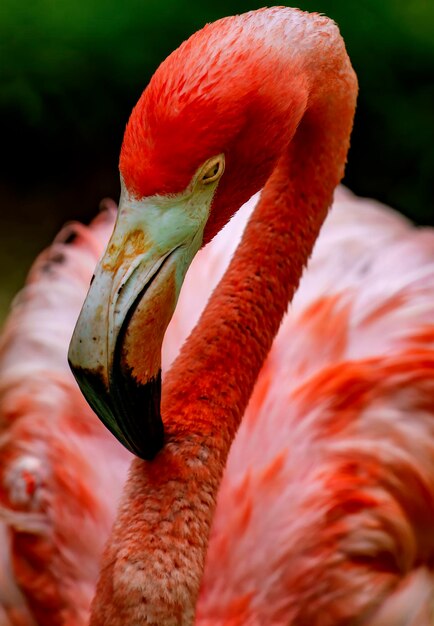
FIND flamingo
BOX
[0,6,434,625]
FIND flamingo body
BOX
[164,188,434,624]
[1,189,434,624]
[0,206,131,625]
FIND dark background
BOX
[1,0,433,322]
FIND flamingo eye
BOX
[200,155,225,185]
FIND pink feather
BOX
[1,188,434,624]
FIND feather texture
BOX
[1,189,434,623]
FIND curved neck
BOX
[163,98,355,449]
[162,19,357,452]
[90,19,357,626]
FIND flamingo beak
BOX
[68,178,215,459]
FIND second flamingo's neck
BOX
[90,12,357,626]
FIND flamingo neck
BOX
[90,18,357,626]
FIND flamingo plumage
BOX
[1,193,434,624]
[0,6,434,625]
[0,204,131,625]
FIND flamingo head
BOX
[68,8,309,459]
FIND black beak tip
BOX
[69,359,165,461]
[112,368,165,461]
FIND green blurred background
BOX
[1,0,433,323]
